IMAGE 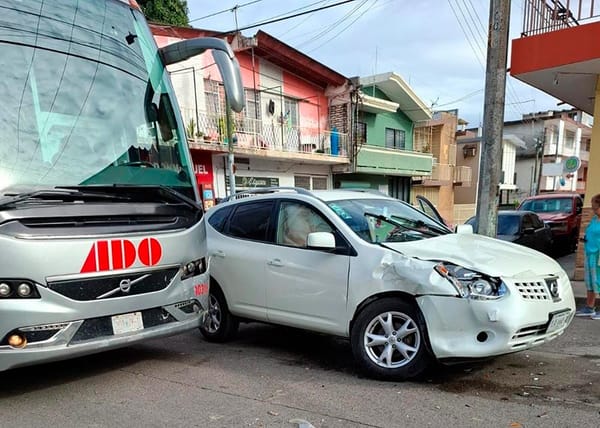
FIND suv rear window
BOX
[227,201,274,242]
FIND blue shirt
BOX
[584,215,600,254]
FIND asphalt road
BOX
[1,317,598,428]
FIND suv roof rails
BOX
[222,187,314,202]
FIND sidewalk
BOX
[556,251,587,305]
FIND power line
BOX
[277,0,332,38]
[189,0,263,24]
[216,0,358,35]
[307,0,377,53]
[297,0,369,48]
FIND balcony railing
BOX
[454,165,472,185]
[522,0,600,36]
[413,164,472,186]
[183,109,349,158]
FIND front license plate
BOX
[111,312,144,335]
[546,310,571,333]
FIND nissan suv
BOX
[201,188,575,380]
[518,193,583,253]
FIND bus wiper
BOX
[157,185,202,211]
[63,185,202,212]
[0,188,131,209]
[364,212,439,237]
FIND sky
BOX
[186,0,566,127]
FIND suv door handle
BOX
[212,250,226,258]
[267,258,283,267]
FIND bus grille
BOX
[46,268,179,301]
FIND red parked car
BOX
[517,193,583,253]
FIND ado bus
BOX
[0,0,244,371]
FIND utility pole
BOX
[475,0,511,237]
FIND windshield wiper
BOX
[0,188,131,209]
[61,185,201,212]
[364,212,440,238]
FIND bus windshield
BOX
[0,0,195,198]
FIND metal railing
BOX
[522,0,600,36]
[182,109,349,157]
[414,164,472,186]
[454,166,473,185]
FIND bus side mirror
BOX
[159,37,245,112]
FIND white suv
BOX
[201,188,575,380]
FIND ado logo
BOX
[80,238,162,273]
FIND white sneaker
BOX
[591,312,600,320]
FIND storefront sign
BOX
[226,175,279,188]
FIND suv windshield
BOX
[327,198,451,243]
[520,198,572,214]
[0,0,194,198]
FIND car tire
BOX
[200,286,239,343]
[351,298,432,381]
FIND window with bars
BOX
[245,88,261,119]
[294,175,328,190]
[385,128,405,150]
[283,97,299,127]
[204,79,224,114]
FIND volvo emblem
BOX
[96,273,152,299]
[119,279,132,293]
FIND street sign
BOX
[563,156,581,173]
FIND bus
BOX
[0,0,244,371]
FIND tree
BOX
[138,0,189,27]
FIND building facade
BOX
[510,1,600,279]
[151,25,353,205]
[455,128,526,225]
[333,72,433,201]
[509,110,592,201]
[413,111,472,226]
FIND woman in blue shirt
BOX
[576,193,600,318]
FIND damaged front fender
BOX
[371,252,457,297]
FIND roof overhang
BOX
[252,31,348,88]
[359,72,432,122]
[510,21,600,115]
[149,25,349,89]
[360,94,400,114]
[503,134,527,149]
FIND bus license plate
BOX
[111,312,144,335]
[547,310,570,333]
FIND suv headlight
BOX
[434,263,508,300]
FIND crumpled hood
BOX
[382,233,561,278]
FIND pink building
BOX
[151,25,353,201]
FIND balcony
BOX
[511,1,600,115]
[183,110,350,165]
[454,166,472,186]
[522,0,600,37]
[413,164,472,187]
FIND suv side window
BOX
[227,201,274,242]
[208,205,233,233]
[276,201,332,248]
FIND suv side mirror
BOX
[522,227,535,235]
[576,205,582,215]
[307,232,336,250]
